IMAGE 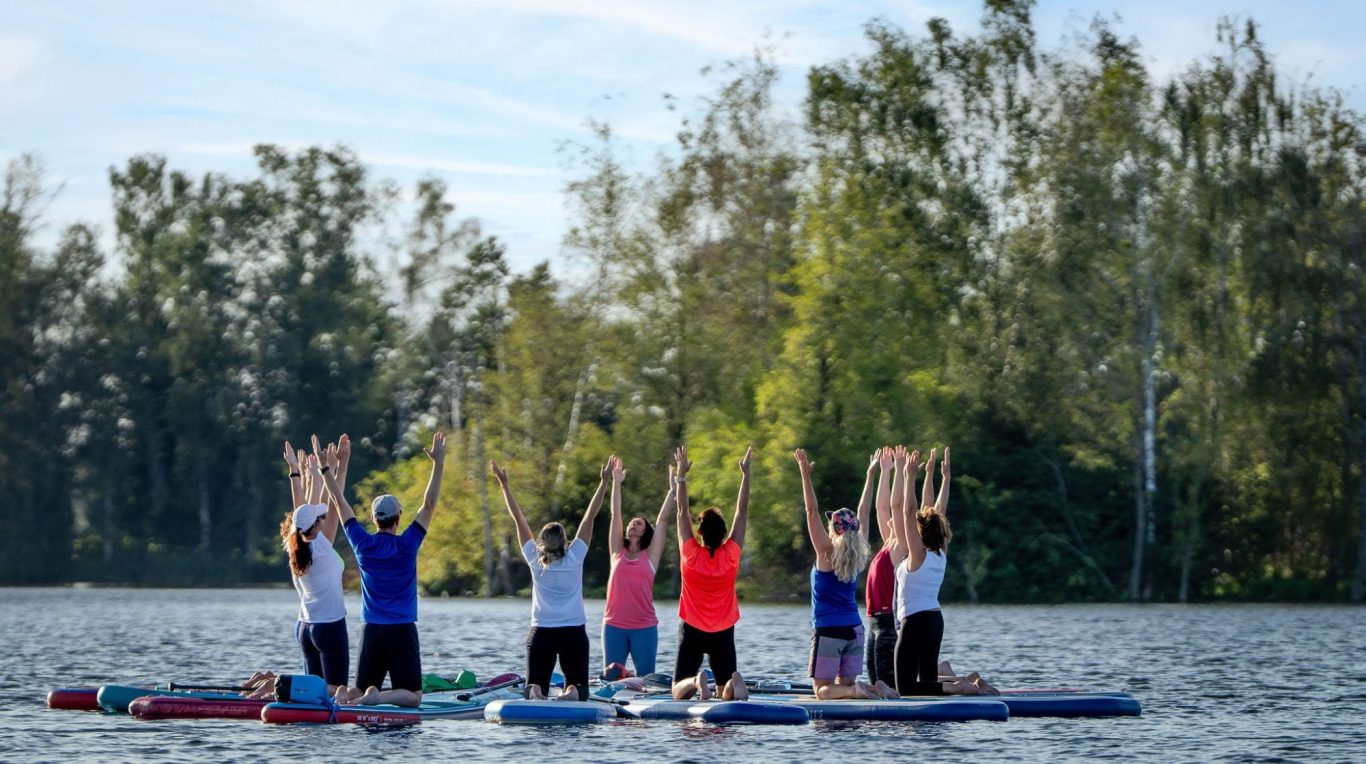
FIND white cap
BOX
[292,503,328,531]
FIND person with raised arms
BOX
[272,435,352,699]
[600,458,675,679]
[314,431,446,707]
[864,446,899,690]
[671,444,752,701]
[794,447,895,699]
[490,455,609,702]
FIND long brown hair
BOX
[698,507,727,556]
[279,513,313,576]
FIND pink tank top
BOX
[865,546,895,616]
[603,551,658,629]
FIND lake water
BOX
[2,589,1363,762]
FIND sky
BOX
[2,0,1363,277]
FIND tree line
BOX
[2,1,1362,602]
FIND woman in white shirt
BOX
[491,456,610,702]
[277,436,351,696]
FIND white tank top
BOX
[293,536,347,623]
[895,550,945,621]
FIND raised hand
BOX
[908,449,922,473]
[489,460,508,485]
[610,456,626,483]
[305,453,323,478]
[325,442,341,472]
[941,447,951,478]
[877,446,894,472]
[674,446,692,477]
[424,432,447,463]
[311,434,323,465]
[738,445,753,475]
[600,456,614,483]
[893,445,909,468]
[794,448,814,476]
[924,448,937,471]
[338,433,352,467]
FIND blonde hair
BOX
[537,522,567,567]
[829,526,870,584]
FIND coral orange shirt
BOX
[678,537,741,632]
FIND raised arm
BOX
[648,465,676,568]
[875,446,893,544]
[674,446,694,546]
[284,441,303,510]
[315,453,356,525]
[888,446,909,564]
[856,450,877,543]
[728,445,752,548]
[935,447,951,518]
[795,449,832,564]
[903,448,927,569]
[318,438,348,543]
[921,448,937,517]
[412,432,447,530]
[575,458,611,546]
[491,461,533,547]
[608,456,625,557]
[307,435,326,506]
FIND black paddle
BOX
[454,674,524,702]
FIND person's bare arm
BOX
[319,438,348,543]
[674,447,694,546]
[728,446,753,548]
[904,449,926,569]
[796,449,832,565]
[316,454,356,524]
[412,432,447,530]
[575,458,611,547]
[608,456,625,557]
[648,466,676,568]
[875,446,893,544]
[856,450,877,544]
[936,447,951,518]
[284,441,303,510]
[921,448,937,517]
[888,446,913,565]
[491,461,533,547]
[308,435,326,505]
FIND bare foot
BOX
[554,686,580,702]
[874,680,899,699]
[853,680,874,699]
[938,660,954,677]
[696,672,712,701]
[352,687,380,706]
[528,684,547,701]
[972,676,999,696]
[727,671,748,701]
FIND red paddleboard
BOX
[47,688,101,711]
[261,704,422,725]
[130,695,269,720]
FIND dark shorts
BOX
[356,622,422,692]
[295,618,349,687]
[672,621,738,682]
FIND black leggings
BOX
[894,610,944,696]
[866,613,897,687]
[526,625,590,700]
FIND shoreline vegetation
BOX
[3,2,1363,604]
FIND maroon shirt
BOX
[865,546,895,616]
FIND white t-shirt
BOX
[895,550,945,622]
[293,536,347,623]
[522,537,589,627]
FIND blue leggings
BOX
[295,618,349,687]
[602,623,658,676]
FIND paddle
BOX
[453,674,524,702]
[166,683,256,692]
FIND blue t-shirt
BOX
[811,567,861,628]
[343,518,426,624]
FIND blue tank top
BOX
[811,567,861,628]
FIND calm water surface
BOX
[1,589,1363,763]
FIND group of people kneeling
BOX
[272,433,995,707]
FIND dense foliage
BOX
[2,2,1362,602]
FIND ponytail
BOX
[279,513,314,576]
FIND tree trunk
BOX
[198,461,212,555]
[473,414,496,596]
[552,361,595,500]
[102,492,115,564]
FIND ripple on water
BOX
[2,590,1364,763]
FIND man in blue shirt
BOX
[317,431,445,707]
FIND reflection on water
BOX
[2,589,1362,762]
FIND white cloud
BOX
[0,34,44,87]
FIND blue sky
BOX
[3,0,1362,276]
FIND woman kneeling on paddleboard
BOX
[272,436,352,699]
[794,448,896,700]
[601,459,674,680]
[670,445,751,701]
[492,456,609,702]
